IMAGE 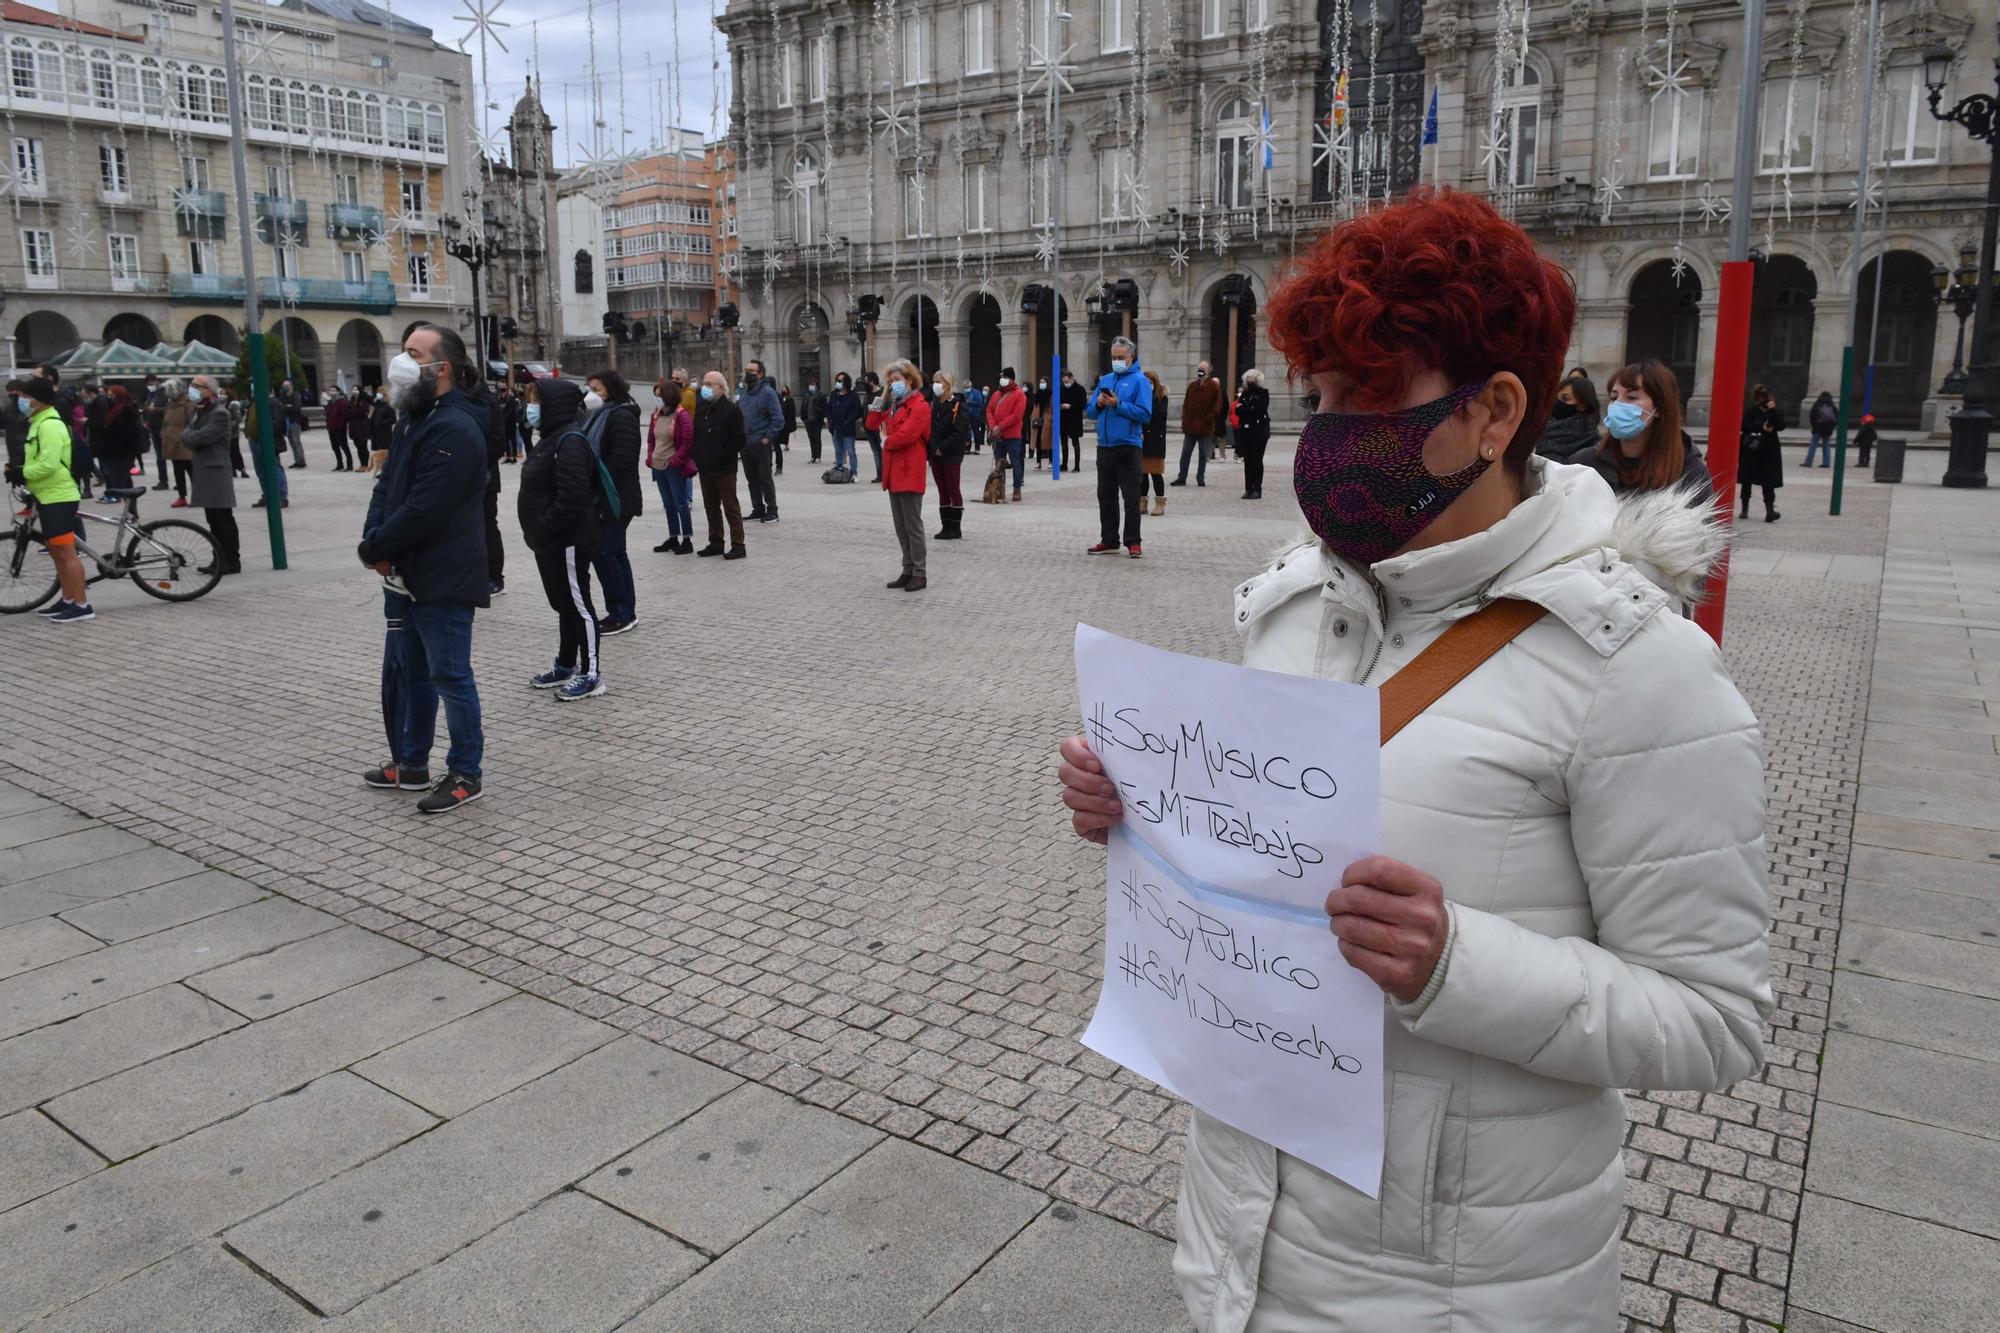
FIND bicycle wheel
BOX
[0,528,59,613]
[123,518,221,603]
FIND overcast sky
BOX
[395,0,728,166]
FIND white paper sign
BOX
[1076,625,1386,1197]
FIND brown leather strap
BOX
[1379,598,1547,745]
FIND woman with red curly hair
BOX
[1057,191,1770,1331]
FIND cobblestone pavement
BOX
[0,436,1927,1329]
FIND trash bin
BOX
[1872,436,1905,484]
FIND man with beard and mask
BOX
[738,359,782,522]
[357,325,492,815]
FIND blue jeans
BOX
[868,437,883,480]
[591,515,636,621]
[1803,432,1833,466]
[382,592,483,777]
[833,434,857,474]
[653,468,693,538]
[1004,439,1025,490]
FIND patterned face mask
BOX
[1292,379,1491,567]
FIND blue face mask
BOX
[524,403,541,426]
[1111,359,1129,374]
[700,384,718,401]
[17,396,33,416]
[1603,400,1651,441]
[889,381,908,397]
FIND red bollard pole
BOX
[1694,258,1754,647]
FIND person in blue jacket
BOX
[356,324,491,815]
[1083,335,1153,558]
[824,373,865,480]
[963,382,987,454]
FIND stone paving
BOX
[0,431,1978,1330]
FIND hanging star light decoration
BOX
[1032,224,1058,270]
[1166,236,1192,278]
[1212,220,1231,255]
[1595,164,1625,225]
[1026,43,1077,98]
[1669,254,1690,285]
[1849,175,1883,211]
[473,123,508,163]
[454,0,512,53]
[1311,118,1347,177]
[1120,171,1151,229]
[0,161,22,198]
[65,215,100,263]
[1641,56,1693,101]
[874,94,916,147]
[237,24,283,69]
[1693,179,1731,229]
[1479,124,1511,179]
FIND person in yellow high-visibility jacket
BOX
[5,376,93,622]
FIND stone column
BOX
[1688,293,1720,429]
[936,319,970,382]
[1920,300,1964,435]
[1806,293,1852,424]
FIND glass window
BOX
[12,136,44,193]
[275,243,298,278]
[1647,85,1702,179]
[1884,66,1940,165]
[108,233,139,281]
[188,238,216,275]
[10,43,35,98]
[776,43,794,108]
[903,172,928,237]
[21,227,54,277]
[180,155,210,190]
[964,3,994,75]
[574,248,594,293]
[113,55,137,109]
[90,53,113,106]
[1098,147,1134,221]
[334,172,358,205]
[1215,97,1256,209]
[99,144,130,196]
[1029,0,1053,66]
[808,36,827,101]
[1201,0,1226,38]
[1027,156,1050,226]
[266,163,293,197]
[902,16,928,85]
[400,179,427,216]
[1491,63,1541,190]
[1101,0,1129,53]
[1759,73,1819,171]
[341,249,365,282]
[964,162,990,232]
[406,251,431,292]
[1245,0,1269,32]
[790,152,821,243]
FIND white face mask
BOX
[999,376,1012,387]
[1111,359,1129,374]
[932,382,945,396]
[385,351,435,409]
[186,386,204,404]
[583,389,605,412]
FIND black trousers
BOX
[330,435,354,469]
[1740,480,1777,514]
[1239,438,1268,494]
[1096,447,1144,547]
[205,508,240,566]
[171,458,191,498]
[533,544,599,676]
[742,438,777,516]
[806,422,824,461]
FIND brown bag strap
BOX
[1379,598,1547,745]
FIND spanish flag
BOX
[1331,70,1349,127]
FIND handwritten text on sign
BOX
[1075,626,1386,1196]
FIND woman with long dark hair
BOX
[1057,190,1768,1331]
[1534,374,1600,461]
[1585,359,1711,499]
[93,385,146,502]
[1737,381,1785,522]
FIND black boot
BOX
[946,505,963,539]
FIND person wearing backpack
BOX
[583,370,643,635]
[1804,390,1837,468]
[517,377,607,701]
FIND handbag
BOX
[1377,599,1547,744]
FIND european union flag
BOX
[1421,87,1438,146]
[1262,106,1274,169]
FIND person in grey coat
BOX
[181,374,240,574]
[738,361,783,522]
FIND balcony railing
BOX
[398,283,455,304]
[168,272,398,311]
[325,202,386,240]
[254,194,309,245]
[170,272,248,301]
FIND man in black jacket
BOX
[357,324,491,815]
[468,376,507,596]
[583,368,643,634]
[692,369,747,559]
[517,377,607,700]
[802,380,827,463]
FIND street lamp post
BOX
[1933,248,1984,397]
[441,211,505,378]
[1923,48,1998,489]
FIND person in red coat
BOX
[984,366,1030,501]
[325,390,353,471]
[867,358,931,592]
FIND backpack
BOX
[822,464,853,485]
[555,427,622,523]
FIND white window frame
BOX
[1098,147,1134,221]
[807,35,827,102]
[333,170,359,205]
[1028,0,1054,65]
[99,143,131,199]
[1490,64,1540,190]
[21,226,55,286]
[1215,98,1256,209]
[12,136,44,196]
[1646,84,1703,181]
[1245,0,1270,33]
[776,42,795,108]
[1759,71,1819,173]
[964,161,990,232]
[108,232,140,287]
[340,248,365,282]
[188,238,217,275]
[963,2,995,76]
[902,15,928,85]
[265,163,293,197]
[1201,0,1226,38]
[180,154,210,190]
[789,152,821,244]
[406,251,432,294]
[399,178,427,217]
[903,172,928,238]
[1100,0,1130,54]
[274,242,299,278]
[1883,65,1940,166]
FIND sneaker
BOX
[364,762,432,790]
[47,602,95,623]
[759,513,779,523]
[555,673,606,702]
[1087,542,1119,555]
[150,482,170,491]
[530,665,574,689]
[1127,544,1143,559]
[746,509,769,521]
[1170,478,1186,487]
[170,497,189,508]
[489,580,506,596]
[36,599,68,617]
[723,546,747,560]
[599,617,637,636]
[416,772,482,814]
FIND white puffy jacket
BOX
[1173,459,1773,1333]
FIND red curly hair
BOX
[1266,189,1577,469]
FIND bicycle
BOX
[1,484,222,614]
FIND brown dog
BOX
[980,455,1008,504]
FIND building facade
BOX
[1,0,474,392]
[718,0,1992,430]
[470,79,562,366]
